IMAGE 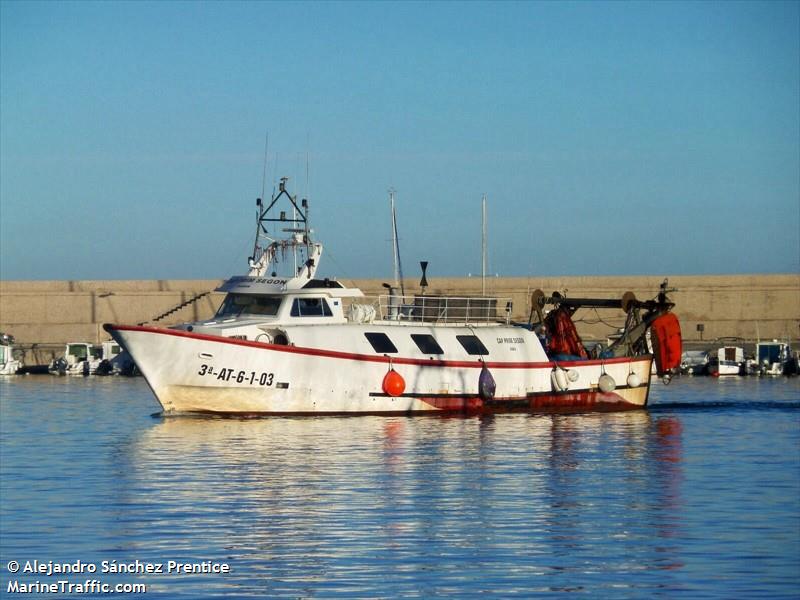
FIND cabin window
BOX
[411,334,444,355]
[364,332,398,354]
[290,297,333,317]
[456,335,489,356]
[758,345,782,363]
[215,294,282,318]
[302,279,345,289]
[68,344,88,359]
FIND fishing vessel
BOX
[105,178,682,415]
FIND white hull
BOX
[762,363,785,376]
[709,363,740,377]
[0,361,21,376]
[49,360,100,376]
[108,325,653,415]
[709,347,744,377]
[0,340,21,375]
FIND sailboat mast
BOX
[481,194,487,296]
[390,189,405,297]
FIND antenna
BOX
[273,153,279,192]
[260,132,269,201]
[305,132,311,204]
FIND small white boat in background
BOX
[756,340,793,376]
[680,350,708,375]
[741,356,760,376]
[95,342,139,376]
[708,346,744,377]
[0,333,22,375]
[95,341,122,375]
[49,343,102,376]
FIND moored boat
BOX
[105,178,682,415]
[680,350,709,375]
[756,340,793,376]
[0,333,23,376]
[49,343,102,376]
[708,346,744,377]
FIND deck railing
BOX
[348,294,514,325]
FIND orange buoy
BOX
[382,369,406,397]
[651,313,683,376]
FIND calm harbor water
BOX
[1,376,798,598]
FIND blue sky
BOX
[1,1,798,281]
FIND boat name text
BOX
[497,337,525,344]
[239,277,288,285]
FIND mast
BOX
[293,201,298,274]
[248,176,320,280]
[390,189,405,297]
[481,194,487,296]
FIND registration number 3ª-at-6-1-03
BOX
[197,364,274,386]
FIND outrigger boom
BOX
[530,279,681,380]
[530,279,675,314]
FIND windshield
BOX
[215,294,283,318]
[68,344,88,359]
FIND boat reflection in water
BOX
[113,411,685,596]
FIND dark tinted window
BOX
[456,335,489,356]
[302,278,344,289]
[291,298,333,317]
[364,332,398,354]
[68,344,88,359]
[215,294,282,318]
[411,334,444,355]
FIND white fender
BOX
[551,366,569,392]
[626,372,641,388]
[598,373,616,393]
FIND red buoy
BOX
[382,369,406,397]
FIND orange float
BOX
[651,313,683,376]
[382,369,406,397]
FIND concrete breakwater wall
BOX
[1,274,798,364]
